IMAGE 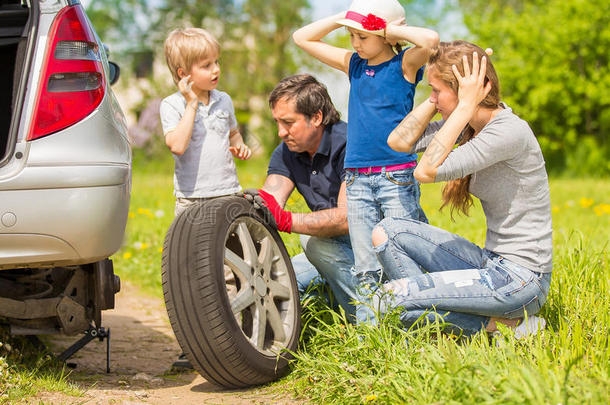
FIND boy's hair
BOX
[164,28,220,84]
[269,74,340,126]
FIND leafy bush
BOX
[460,0,610,176]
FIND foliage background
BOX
[87,0,609,175]
[458,0,610,176]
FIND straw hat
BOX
[336,0,405,37]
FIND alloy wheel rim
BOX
[223,217,297,356]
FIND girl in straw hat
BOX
[293,0,439,323]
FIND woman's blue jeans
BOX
[345,167,427,323]
[373,218,552,336]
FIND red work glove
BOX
[243,189,292,233]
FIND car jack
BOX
[58,326,111,373]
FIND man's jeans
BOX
[373,217,552,336]
[291,234,358,321]
[345,167,427,323]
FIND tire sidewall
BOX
[198,197,301,375]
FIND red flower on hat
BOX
[361,13,386,31]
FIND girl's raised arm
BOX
[385,21,439,83]
[293,13,353,75]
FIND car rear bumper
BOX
[0,164,130,269]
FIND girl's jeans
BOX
[373,217,552,336]
[345,167,427,323]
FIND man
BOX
[250,74,358,320]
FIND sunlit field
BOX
[113,151,608,403]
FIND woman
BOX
[373,41,552,337]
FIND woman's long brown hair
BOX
[427,41,501,217]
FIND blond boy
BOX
[160,28,251,217]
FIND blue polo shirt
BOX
[267,121,347,212]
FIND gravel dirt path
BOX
[34,283,302,404]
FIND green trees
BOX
[86,0,609,173]
[460,0,610,175]
[220,0,310,152]
[92,0,310,154]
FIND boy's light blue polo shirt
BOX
[160,90,241,198]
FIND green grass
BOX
[0,333,83,403]
[7,150,603,403]
[281,234,608,403]
[116,151,609,403]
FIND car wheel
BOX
[162,196,301,388]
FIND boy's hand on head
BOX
[229,143,252,160]
[178,75,197,104]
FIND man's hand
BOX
[243,189,292,233]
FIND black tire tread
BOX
[161,197,300,388]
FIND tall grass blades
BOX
[97,154,610,402]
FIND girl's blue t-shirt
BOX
[345,49,424,168]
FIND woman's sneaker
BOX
[491,316,546,345]
[513,315,546,339]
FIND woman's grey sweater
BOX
[414,105,553,273]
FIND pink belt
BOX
[349,161,417,174]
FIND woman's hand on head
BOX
[452,52,492,111]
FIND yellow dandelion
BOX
[141,243,149,250]
[366,394,377,402]
[137,208,146,214]
[579,197,594,208]
[158,247,163,253]
[593,204,610,216]
[128,212,136,219]
[552,206,560,213]
[123,252,132,259]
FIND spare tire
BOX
[162,196,301,388]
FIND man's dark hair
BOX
[269,74,340,126]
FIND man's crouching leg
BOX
[300,234,358,321]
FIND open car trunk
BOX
[0,0,30,164]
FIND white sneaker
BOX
[513,315,546,339]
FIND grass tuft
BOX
[0,328,83,403]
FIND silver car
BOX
[0,0,130,337]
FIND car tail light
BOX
[28,5,105,141]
